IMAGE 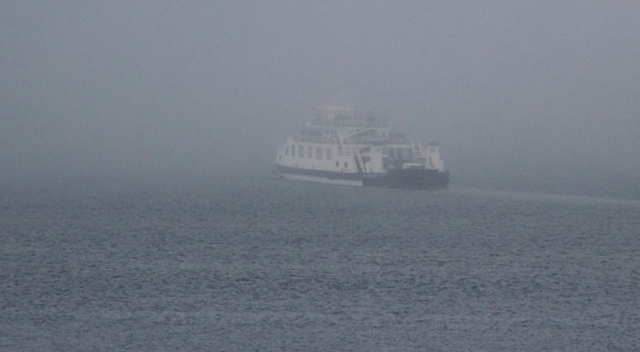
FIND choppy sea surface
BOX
[1,175,639,351]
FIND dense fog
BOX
[2,1,639,190]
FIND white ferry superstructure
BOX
[273,106,449,189]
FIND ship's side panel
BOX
[274,139,364,187]
[273,164,363,186]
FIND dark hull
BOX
[364,169,449,189]
[274,164,448,189]
[273,165,362,181]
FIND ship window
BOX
[298,145,304,158]
[344,162,348,168]
[336,161,339,167]
[326,147,332,160]
[307,145,313,159]
[285,146,289,156]
[291,145,295,157]
[316,146,323,159]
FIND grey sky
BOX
[1,1,639,183]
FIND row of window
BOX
[385,147,414,160]
[285,144,332,160]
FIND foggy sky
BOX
[2,1,639,184]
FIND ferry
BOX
[273,106,449,189]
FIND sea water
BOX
[1,175,639,351]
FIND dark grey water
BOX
[1,175,639,351]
